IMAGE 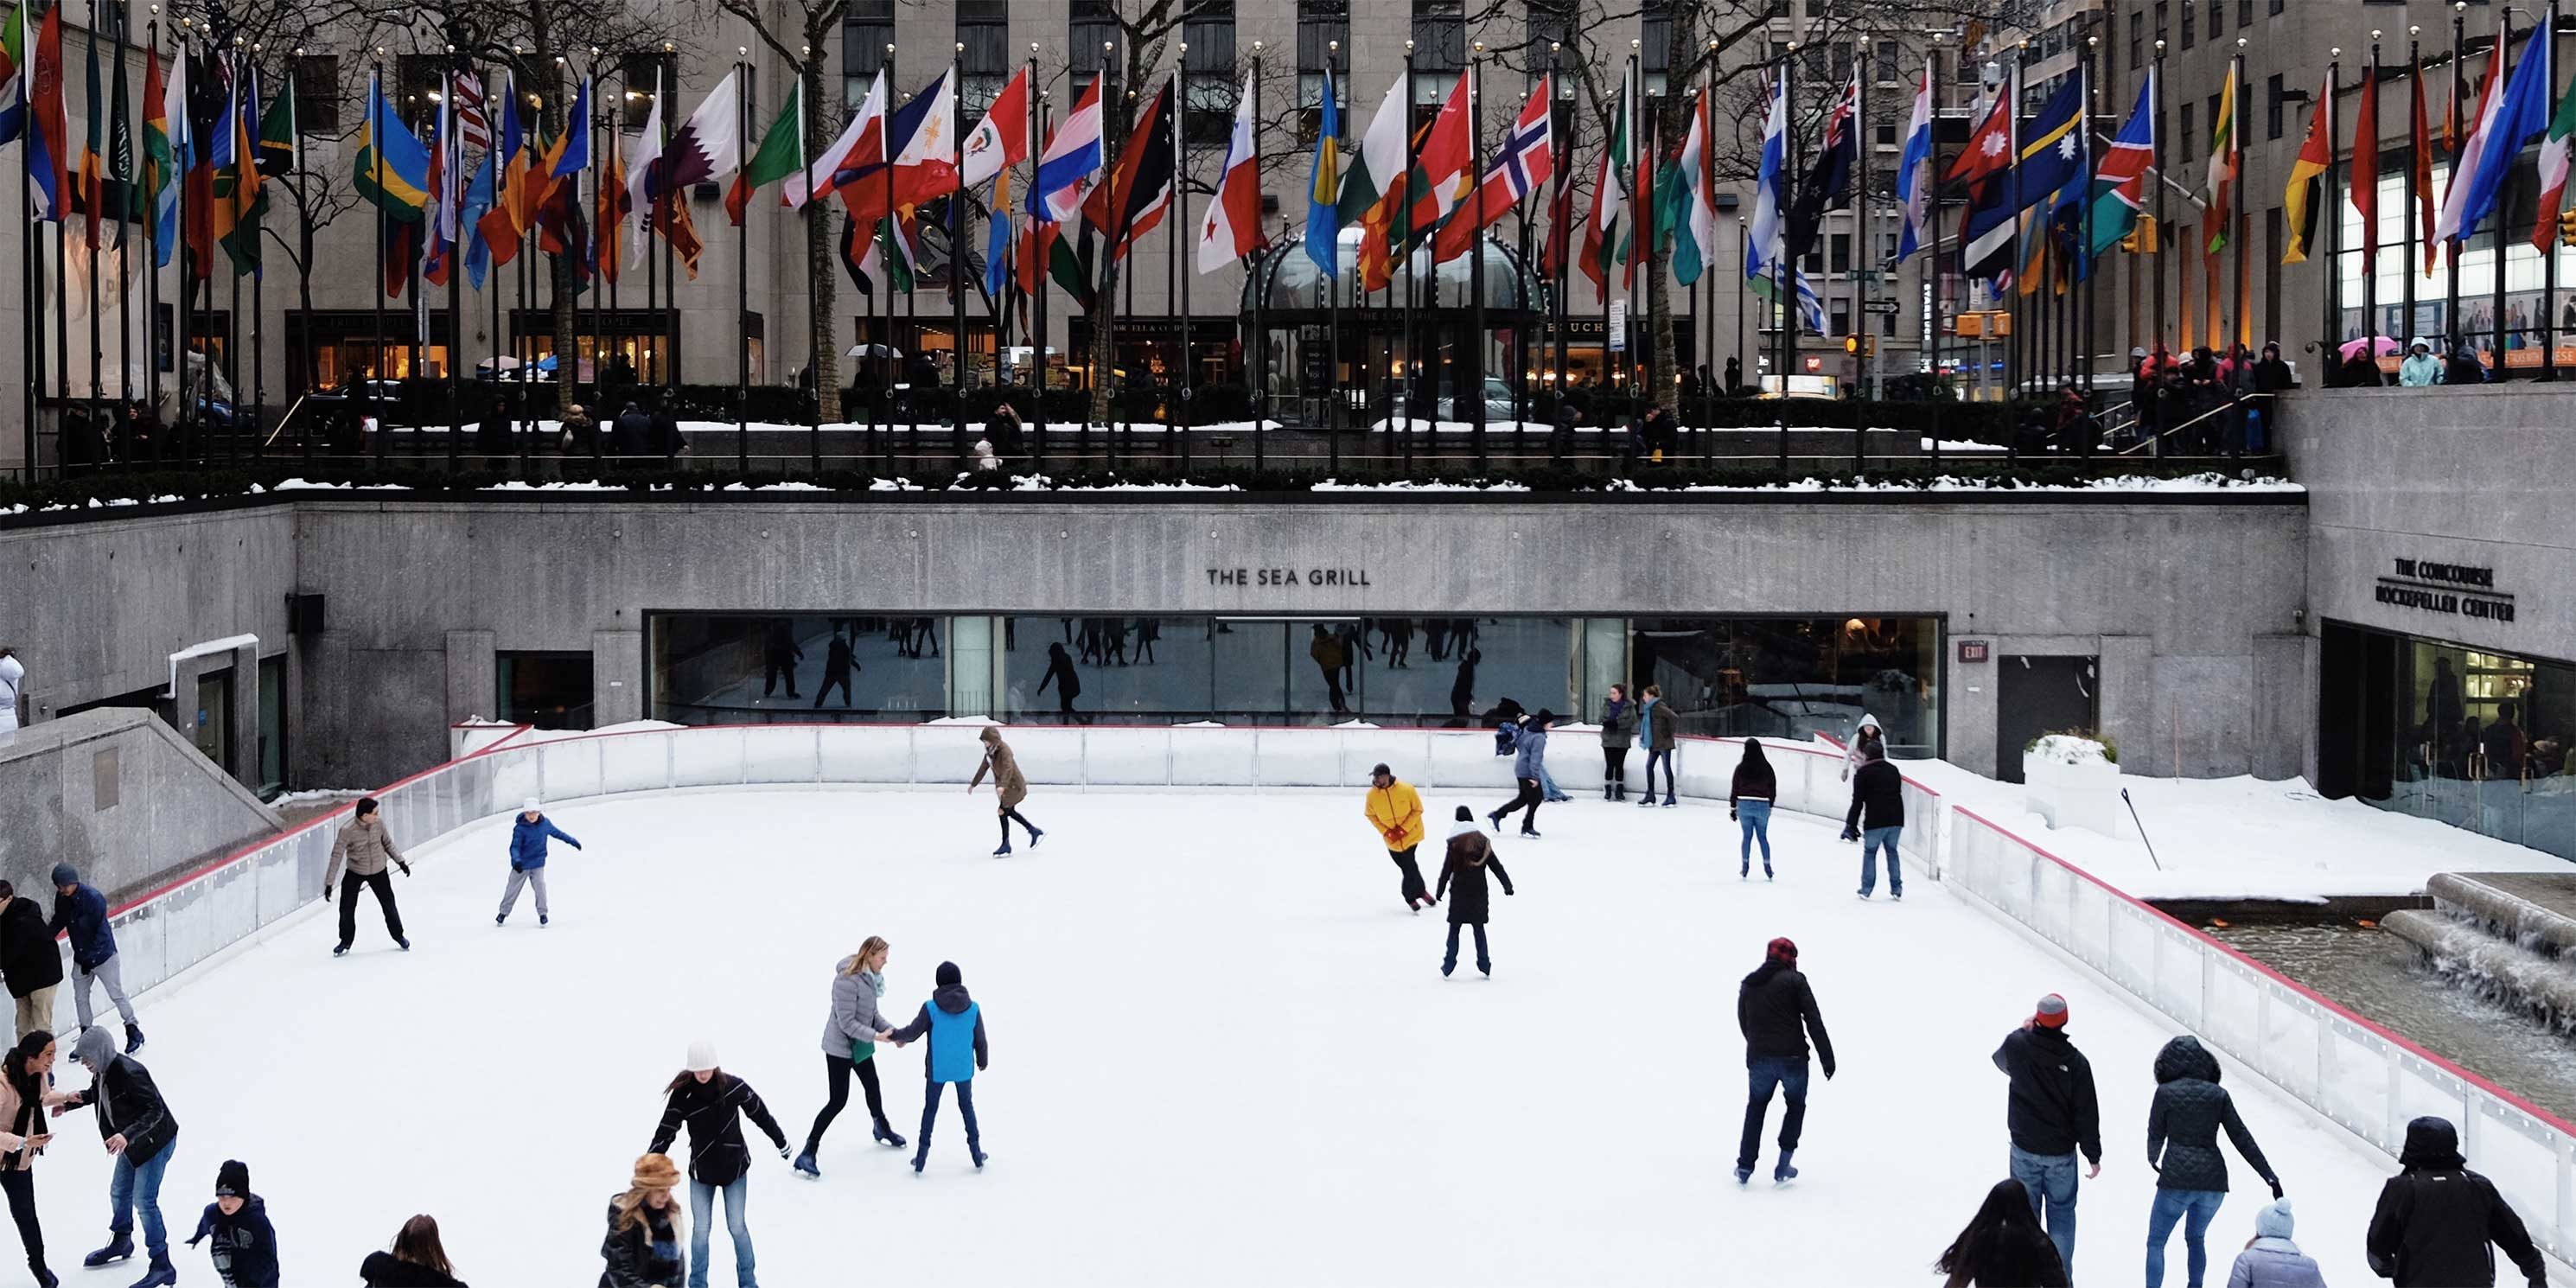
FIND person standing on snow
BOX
[1486,711,1552,838]
[496,799,581,928]
[183,1160,277,1288]
[46,865,140,1054]
[1597,685,1636,800]
[59,1024,179,1286]
[0,883,63,1042]
[1843,743,1906,901]
[1435,807,1514,978]
[968,727,1045,856]
[360,1215,467,1286]
[1362,765,1434,913]
[1840,712,1884,781]
[1993,994,2101,1282]
[326,797,413,956]
[1731,740,1778,880]
[0,1030,59,1287]
[886,962,990,1176]
[2366,1116,2548,1288]
[647,1042,790,1288]
[1735,937,1833,1186]
[599,1154,685,1288]
[795,938,906,1177]
[2146,1036,2282,1288]
[1636,685,1679,807]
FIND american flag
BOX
[450,70,490,152]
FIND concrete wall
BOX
[0,708,283,903]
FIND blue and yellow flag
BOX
[1304,65,1340,278]
[352,70,430,220]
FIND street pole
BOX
[2447,7,2464,366]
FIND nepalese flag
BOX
[2089,75,2155,257]
[1433,75,1552,265]
[1947,86,2013,201]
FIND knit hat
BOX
[630,1153,682,1190]
[685,1040,718,1074]
[935,961,963,988]
[1370,762,1393,778]
[2034,993,2070,1029]
[215,1160,250,1198]
[1765,937,1798,966]
[522,797,541,813]
[48,864,76,888]
[2254,1198,2295,1240]
[73,1024,114,1071]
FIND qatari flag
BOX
[656,70,742,197]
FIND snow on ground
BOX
[105,787,2407,1285]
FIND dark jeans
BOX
[1494,780,1542,832]
[0,1167,42,1274]
[916,1080,980,1162]
[1443,922,1490,973]
[806,1053,889,1154]
[1643,748,1676,800]
[336,869,404,948]
[1388,845,1430,908]
[1737,1056,1811,1174]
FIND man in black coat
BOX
[2367,1116,2548,1288]
[1843,743,1907,899]
[1735,937,1834,1187]
[62,1023,180,1281]
[1994,993,2101,1281]
[0,882,62,1041]
[609,401,652,458]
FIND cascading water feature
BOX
[2382,873,2576,1036]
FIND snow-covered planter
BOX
[2024,734,2122,836]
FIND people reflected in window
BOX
[1039,643,1086,724]
[815,630,858,710]
[1381,617,1413,668]
[1310,625,1350,715]
[762,620,803,699]
[1450,647,1481,725]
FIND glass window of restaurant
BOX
[1629,615,1942,754]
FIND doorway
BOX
[1995,655,2099,783]
[193,668,233,776]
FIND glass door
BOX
[193,669,233,775]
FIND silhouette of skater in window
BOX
[1381,618,1412,668]
[1426,620,1451,661]
[762,619,804,699]
[814,629,858,709]
[1310,625,1350,715]
[1449,647,1482,725]
[1039,643,1087,724]
[1132,618,1160,665]
[1336,622,1370,694]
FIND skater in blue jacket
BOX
[496,800,581,928]
[886,962,987,1176]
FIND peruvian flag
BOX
[1195,69,1263,273]
[1432,75,1552,264]
[960,65,1030,190]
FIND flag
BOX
[1435,76,1553,265]
[476,77,529,265]
[182,49,215,275]
[144,42,178,264]
[960,64,1029,189]
[1961,67,2022,284]
[1895,64,1935,260]
[839,200,876,292]
[657,69,743,196]
[2536,67,2576,249]
[983,164,1012,297]
[28,0,62,221]
[450,69,488,152]
[1580,73,1631,302]
[887,66,958,208]
[1016,209,1052,296]
[1947,89,2012,200]
[1103,80,1173,260]
[2446,17,2550,245]
[2204,63,2240,253]
[1788,70,1856,264]
[2090,75,2156,256]
[2412,54,2437,274]
[422,91,454,286]
[353,70,430,220]
[2435,37,2507,245]
[726,78,800,226]
[1304,65,1342,278]
[2352,64,2379,266]
[0,1,23,146]
[2045,65,2094,285]
[1049,214,1094,309]
[461,137,496,289]
[1744,70,1787,293]
[1029,71,1101,220]
[108,16,132,225]
[253,62,292,177]
[1541,128,1572,278]
[596,140,627,284]
[213,66,263,273]
[77,17,98,244]
[1332,71,1407,258]
[1196,69,1262,274]
[663,192,705,279]
[2283,68,2333,263]
[1750,266,1825,334]
[1623,84,1649,290]
[792,67,880,209]
[874,211,913,291]
[2013,75,2089,215]
[1655,85,1713,285]
[552,78,591,181]
[625,85,662,258]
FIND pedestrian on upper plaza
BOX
[1935,1179,2071,1288]
[1362,764,1434,914]
[647,1042,789,1288]
[611,401,653,456]
[2146,1036,2283,1288]
[361,1215,467,1286]
[1843,741,1906,901]
[969,438,1000,473]
[2223,1200,2324,1288]
[327,796,413,956]
[562,404,599,456]
[1488,711,1552,838]
[47,865,139,1054]
[969,726,1043,856]
[0,647,22,733]
[0,883,63,1043]
[1993,994,2102,1283]
[1735,936,1833,1187]
[1597,684,1636,801]
[496,798,581,928]
[183,1160,277,1288]
[649,395,686,458]
[599,1153,685,1288]
[1550,396,1579,457]
[2444,340,2487,386]
[1731,740,1778,881]
[1636,684,1678,807]
[1036,643,1084,725]
[794,937,907,1179]
[886,961,990,1176]
[2366,1115,2548,1288]
[62,1023,179,1287]
[813,629,857,710]
[1435,807,1514,979]
[0,1030,59,1288]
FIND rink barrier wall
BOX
[1944,806,2576,1269]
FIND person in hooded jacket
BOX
[1935,1179,2071,1288]
[887,962,990,1175]
[183,1160,277,1287]
[1362,766,1433,913]
[1435,807,1514,978]
[2146,1036,2283,1288]
[1597,685,1636,800]
[1844,743,1906,900]
[2366,1116,2547,1288]
[1994,993,2101,1282]
[969,726,1044,856]
[646,1042,789,1288]
[1735,937,1833,1186]
[1731,740,1778,880]
[48,864,141,1054]
[599,1153,685,1288]
[1840,712,1884,781]
[2224,1199,2325,1288]
[1636,685,1679,807]
[0,883,64,1043]
[0,1030,58,1287]
[1487,711,1552,838]
[59,1023,178,1286]
[497,799,581,928]
[794,937,906,1177]
[360,1214,467,1286]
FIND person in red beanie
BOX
[1993,993,2102,1280]
[1735,937,1834,1187]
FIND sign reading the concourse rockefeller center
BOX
[2375,558,2516,623]
[1207,567,1374,588]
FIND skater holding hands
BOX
[794,937,908,1177]
[887,962,988,1176]
[970,728,1044,856]
[0,1030,57,1286]
[496,800,580,928]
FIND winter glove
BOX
[1729,808,1738,821]
[2267,1178,2283,1201]
[1820,1060,1836,1081]
[1839,826,1859,843]
[322,885,333,901]
[778,1144,794,1160]
[397,861,411,877]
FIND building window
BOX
[958,0,1010,118]
[1875,40,1899,84]
[1183,1,1238,147]
[2129,13,2143,69]
[623,52,677,130]
[2239,0,2254,23]
[843,0,893,106]
[2156,0,2170,37]
[1412,0,1464,72]
[498,653,594,731]
[2209,0,2224,36]
[2180,102,2194,163]
[393,54,443,123]
[296,54,342,135]
[2270,0,2286,12]
[2182,0,2195,48]
[1527,0,1574,57]
[1828,41,1852,86]
[2267,73,2284,141]
[1829,231,1851,274]
[1069,0,1124,102]
[2208,93,2222,150]
[1643,0,1672,93]
[1298,0,1349,146]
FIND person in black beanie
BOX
[184,1160,277,1288]
[1736,937,1834,1186]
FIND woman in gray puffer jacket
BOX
[2147,1036,2283,1288]
[794,937,906,1176]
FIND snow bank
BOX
[2024,734,2114,768]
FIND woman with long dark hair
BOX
[795,937,907,1177]
[1934,1179,2069,1288]
[0,1029,56,1286]
[360,1214,466,1285]
[1731,740,1778,880]
[1435,807,1515,978]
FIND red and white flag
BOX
[1434,75,1553,263]
[960,65,1029,190]
[790,68,883,210]
[450,70,490,153]
[1196,70,1263,273]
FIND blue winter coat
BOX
[48,884,113,972]
[890,983,988,1084]
[1512,725,1549,781]
[509,815,582,871]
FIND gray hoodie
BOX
[819,957,895,1058]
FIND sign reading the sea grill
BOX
[1208,568,1374,588]
[2375,558,2516,622]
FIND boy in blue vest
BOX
[887,961,988,1176]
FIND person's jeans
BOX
[1738,800,1774,871]
[685,1173,756,1288]
[1537,762,1568,801]
[107,1141,173,1259]
[1736,1056,1810,1174]
[1642,749,1676,800]
[2145,1188,2224,1288]
[2008,1145,2080,1282]
[916,1080,982,1163]
[1859,826,1903,897]
[1443,923,1490,974]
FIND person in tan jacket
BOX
[968,727,1045,857]
[326,797,411,957]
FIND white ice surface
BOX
[81,787,2414,1285]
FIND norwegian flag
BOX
[450,69,490,153]
[1431,75,1553,263]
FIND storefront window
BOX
[1629,615,1941,755]
[648,615,951,724]
[2376,633,2576,860]
[999,615,1210,724]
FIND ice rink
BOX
[64,786,2415,1285]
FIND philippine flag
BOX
[1029,72,1103,222]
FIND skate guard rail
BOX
[1946,806,2576,1267]
[92,721,1941,1000]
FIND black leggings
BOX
[0,1167,41,1274]
[998,807,1039,845]
[1388,845,1430,908]
[806,1054,889,1153]
[1604,747,1629,789]
[1494,779,1543,832]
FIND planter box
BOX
[2024,750,2122,836]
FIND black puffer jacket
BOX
[0,897,61,998]
[646,1073,788,1188]
[1434,830,1513,927]
[2367,1117,2549,1288]
[1737,962,1835,1074]
[1993,1027,2101,1164]
[597,1199,682,1288]
[2146,1036,2278,1195]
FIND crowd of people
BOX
[2121,343,2298,456]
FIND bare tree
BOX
[723,0,847,420]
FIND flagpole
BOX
[644,63,658,399]
[1926,40,1942,469]
[950,45,966,467]
[2407,29,2421,360]
[877,42,893,470]
[142,11,158,455]
[584,54,604,462]
[1468,42,1487,471]
[487,68,503,464]
[117,12,134,444]
[606,55,622,445]
[445,49,462,469]
[1852,43,1868,472]
[174,22,190,463]
[1624,50,1640,403]
[1171,57,1189,470]
[1032,63,1049,469]
[660,47,674,392]
[2082,34,2099,399]
[736,49,750,472]
[2324,50,2342,378]
[1398,38,1413,472]
[19,1,36,478]
[1245,45,1259,472]
[249,55,265,460]
[1777,48,1795,469]
[2488,15,2511,379]
[2152,38,2167,368]
[1330,39,1348,475]
[2544,4,2559,381]
[1701,52,1718,455]
[85,4,102,455]
[2448,8,2464,368]
[1550,42,1567,424]
[2365,35,2382,367]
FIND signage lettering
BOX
[1206,568,1374,589]
[2377,558,2516,622]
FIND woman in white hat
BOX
[646,1041,788,1288]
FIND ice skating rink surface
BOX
[89,787,2411,1285]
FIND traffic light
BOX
[2558,206,2576,247]
[1842,335,1875,358]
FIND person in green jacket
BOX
[1597,685,1637,801]
[1636,685,1680,808]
